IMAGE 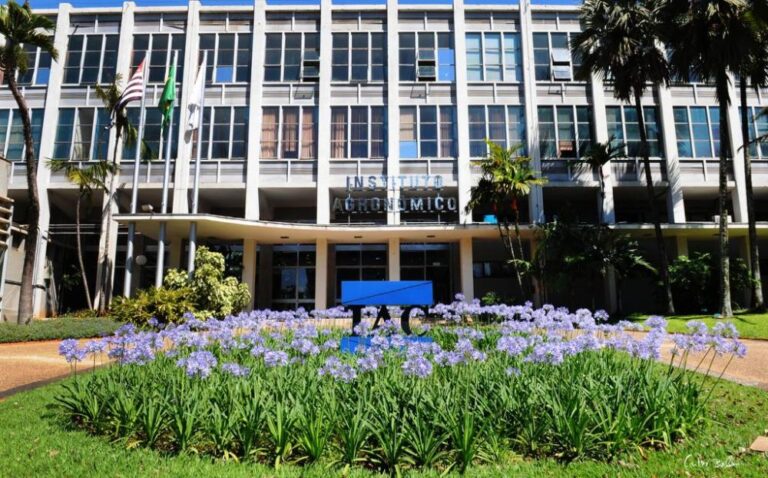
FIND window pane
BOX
[439,106,456,157]
[281,107,299,158]
[350,107,368,158]
[437,33,455,81]
[53,108,75,159]
[331,107,347,158]
[261,107,279,158]
[301,107,316,159]
[399,107,417,158]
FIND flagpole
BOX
[156,50,178,288]
[187,50,207,277]
[123,53,149,298]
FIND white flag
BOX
[186,59,205,131]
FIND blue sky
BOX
[18,0,581,10]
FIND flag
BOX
[114,59,145,114]
[158,63,177,129]
[186,59,205,131]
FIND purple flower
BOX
[59,339,86,363]
[402,356,433,378]
[644,316,667,330]
[263,350,289,367]
[221,363,250,377]
[82,339,107,355]
[497,336,528,357]
[505,367,521,377]
[356,350,382,372]
[318,356,357,383]
[177,350,217,378]
[321,339,339,351]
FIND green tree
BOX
[572,0,676,314]
[578,137,625,223]
[0,0,58,323]
[736,1,768,311]
[47,160,118,310]
[466,141,546,297]
[92,74,137,314]
[659,0,754,317]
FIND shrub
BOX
[111,247,250,324]
[0,317,123,343]
[110,286,195,326]
[669,252,751,313]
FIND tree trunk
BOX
[716,76,733,317]
[7,72,41,324]
[513,204,528,297]
[739,78,765,311]
[96,130,121,314]
[498,218,524,297]
[75,194,93,310]
[634,90,675,315]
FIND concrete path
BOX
[0,339,108,399]
[1,335,767,399]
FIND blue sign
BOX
[341,281,433,306]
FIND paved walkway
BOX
[1,335,767,399]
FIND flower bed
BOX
[55,299,746,473]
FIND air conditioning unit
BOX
[712,215,733,223]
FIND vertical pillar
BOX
[169,238,182,269]
[727,77,748,223]
[315,238,328,309]
[171,0,201,214]
[94,1,135,308]
[676,235,689,257]
[316,0,333,224]
[656,84,687,223]
[32,3,71,317]
[590,75,616,224]
[519,0,544,224]
[388,237,400,281]
[245,0,267,220]
[242,239,257,309]
[459,237,474,301]
[386,0,401,225]
[453,0,471,224]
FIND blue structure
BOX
[341,281,433,335]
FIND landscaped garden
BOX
[23,298,764,476]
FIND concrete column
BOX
[727,77,749,223]
[676,235,689,257]
[388,237,400,281]
[168,238,182,269]
[459,237,474,300]
[242,239,257,309]
[32,3,71,317]
[245,0,267,220]
[316,0,333,224]
[453,0,472,224]
[590,75,616,224]
[171,0,201,214]
[386,0,401,225]
[656,84,687,223]
[519,0,544,224]
[315,238,328,309]
[94,1,135,308]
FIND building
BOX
[2,0,767,319]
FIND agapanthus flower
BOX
[221,362,250,377]
[263,350,289,367]
[402,356,433,378]
[59,339,86,363]
[318,356,357,383]
[177,350,217,378]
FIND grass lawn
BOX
[0,317,124,344]
[1,375,766,478]
[628,312,768,340]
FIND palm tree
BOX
[736,2,768,311]
[659,0,754,317]
[572,0,676,315]
[47,160,118,310]
[466,141,547,297]
[578,137,625,223]
[0,0,57,323]
[92,75,136,313]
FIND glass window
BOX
[420,106,438,157]
[674,106,719,158]
[484,33,502,81]
[332,33,349,81]
[371,107,386,158]
[532,33,550,81]
[469,106,487,157]
[272,245,315,310]
[399,107,418,158]
[51,108,110,161]
[260,106,316,160]
[350,107,368,158]
[537,105,591,159]
[466,33,483,81]
[1,109,43,161]
[264,34,282,82]
[18,43,52,86]
[744,106,768,158]
[533,32,577,82]
[437,33,455,81]
[123,107,180,160]
[264,32,318,82]
[371,33,386,81]
[440,106,457,157]
[133,33,186,85]
[399,32,416,81]
[607,106,662,158]
[331,107,347,159]
[468,105,527,158]
[400,32,454,82]
[504,34,522,82]
[199,106,249,160]
[351,33,368,82]
[335,244,387,302]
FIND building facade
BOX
[2,0,768,318]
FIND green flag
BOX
[158,63,177,129]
